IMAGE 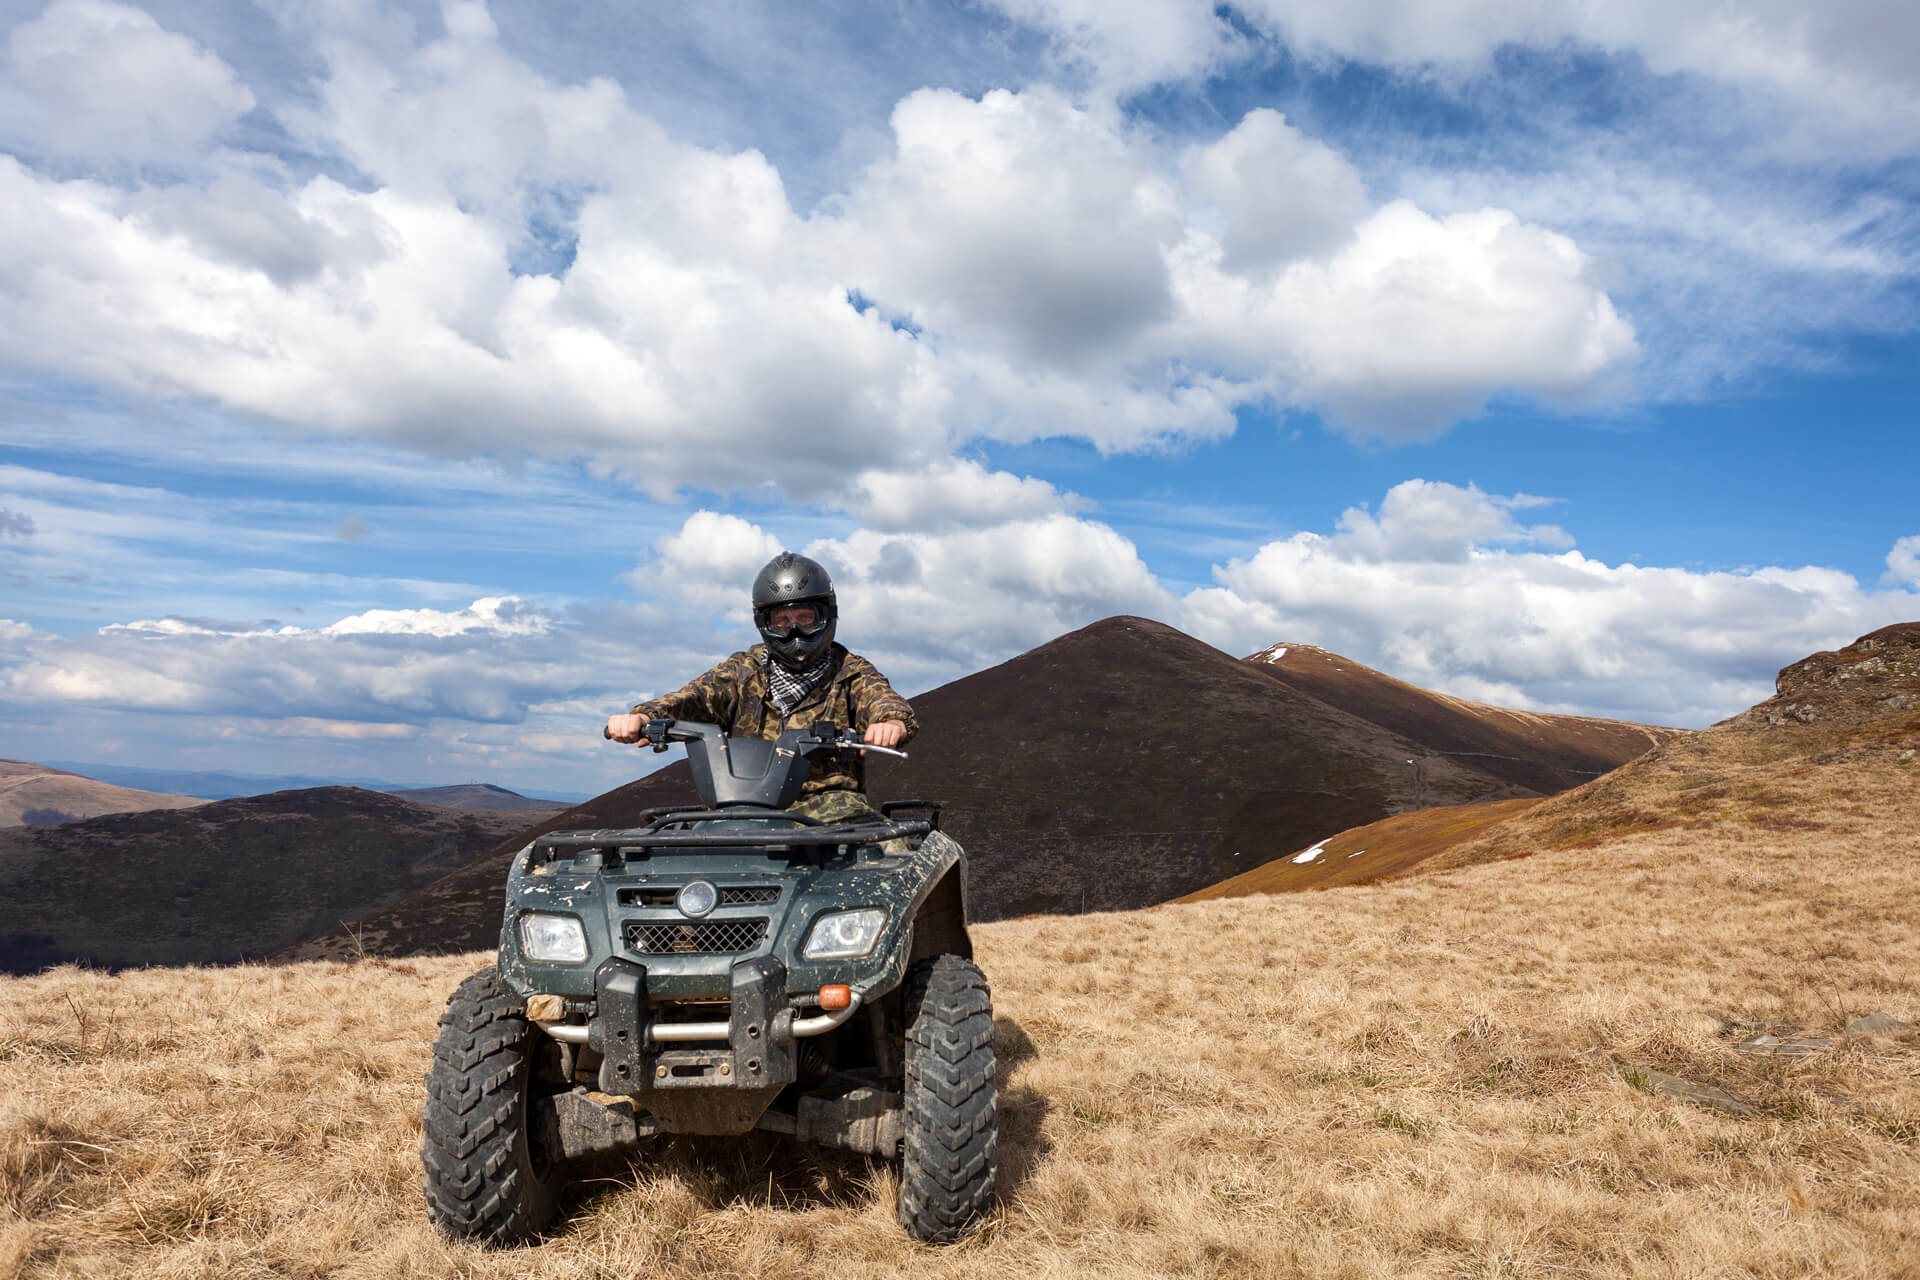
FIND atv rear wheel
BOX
[420,967,562,1244]
[897,954,998,1243]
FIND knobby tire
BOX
[897,954,998,1243]
[419,967,560,1245]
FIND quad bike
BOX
[419,719,997,1245]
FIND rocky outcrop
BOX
[1723,622,1920,740]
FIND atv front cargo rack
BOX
[530,815,931,857]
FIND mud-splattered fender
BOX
[785,828,972,1001]
[497,842,614,999]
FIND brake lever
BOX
[807,727,908,759]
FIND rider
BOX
[604,551,916,823]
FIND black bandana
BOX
[764,649,831,715]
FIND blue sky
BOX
[0,0,1916,795]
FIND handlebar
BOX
[603,717,907,758]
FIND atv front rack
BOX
[530,814,931,859]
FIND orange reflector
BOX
[818,984,852,1011]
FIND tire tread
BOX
[897,954,998,1243]
[418,967,558,1245]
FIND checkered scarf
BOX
[764,649,832,715]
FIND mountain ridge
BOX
[278,615,1675,961]
[40,761,591,805]
[0,759,209,828]
[1195,620,1918,895]
[0,787,539,974]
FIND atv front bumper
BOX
[530,955,860,1096]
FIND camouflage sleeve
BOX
[630,652,752,727]
[846,656,918,745]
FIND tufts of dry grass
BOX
[5,765,1918,1278]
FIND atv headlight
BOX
[802,907,888,960]
[519,912,588,963]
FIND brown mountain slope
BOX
[1242,642,1682,795]
[283,616,1671,961]
[865,616,1548,916]
[385,783,569,812]
[0,759,207,827]
[0,788,538,974]
[1177,797,1545,899]
[1417,620,1920,874]
[275,771,701,962]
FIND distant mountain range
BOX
[41,761,588,805]
[0,759,209,827]
[0,788,542,974]
[278,616,1681,962]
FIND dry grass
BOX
[4,758,1918,1279]
[1426,700,1918,875]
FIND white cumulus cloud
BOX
[1179,480,1920,725]
[624,512,786,618]
[0,7,1644,481]
[323,596,550,638]
[1888,535,1920,588]
[848,458,1080,532]
[4,0,256,163]
[1181,108,1370,272]
[1171,201,1639,435]
[841,87,1181,364]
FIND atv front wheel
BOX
[420,967,562,1244]
[897,954,998,1242]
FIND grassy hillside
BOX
[4,765,1915,1278]
[1426,621,1920,875]
[1196,622,1920,900]
[1177,796,1543,899]
[384,784,569,813]
[0,760,206,828]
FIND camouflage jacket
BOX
[629,643,917,803]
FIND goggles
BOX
[757,601,830,639]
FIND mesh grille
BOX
[624,918,769,955]
[720,885,780,905]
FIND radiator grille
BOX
[720,885,780,905]
[624,917,769,955]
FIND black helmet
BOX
[752,551,838,671]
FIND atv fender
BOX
[844,829,972,1000]
[907,862,971,963]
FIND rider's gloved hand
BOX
[605,713,645,743]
